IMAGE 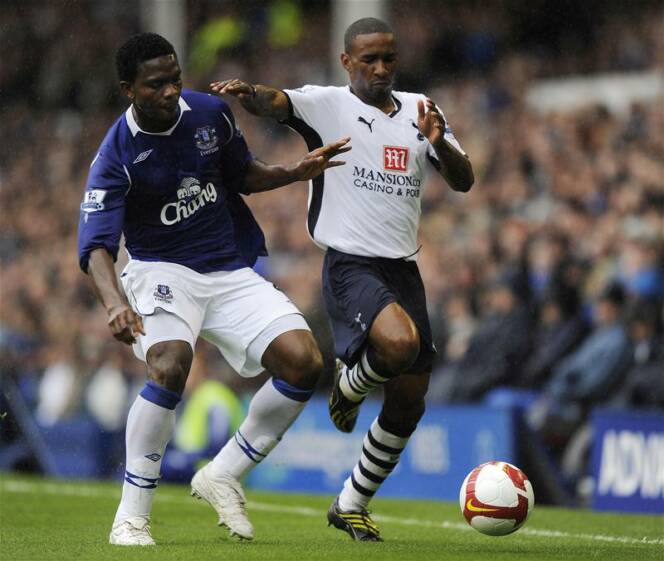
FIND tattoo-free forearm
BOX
[434,140,475,192]
[239,86,290,121]
[243,159,299,193]
[87,248,129,312]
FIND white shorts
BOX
[120,260,310,377]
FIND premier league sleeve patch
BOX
[80,189,107,213]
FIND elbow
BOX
[453,172,474,193]
[239,182,255,195]
[240,172,259,194]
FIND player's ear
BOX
[119,81,134,102]
[340,52,352,73]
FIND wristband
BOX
[250,84,257,98]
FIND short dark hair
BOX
[598,281,626,308]
[116,33,176,83]
[344,17,393,53]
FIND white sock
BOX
[207,378,312,480]
[339,350,390,402]
[338,416,410,512]
[113,386,179,525]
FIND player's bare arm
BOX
[211,79,290,121]
[417,98,474,192]
[243,137,351,193]
[87,248,145,345]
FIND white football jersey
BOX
[283,85,466,260]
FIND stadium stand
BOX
[1,0,662,505]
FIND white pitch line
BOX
[1,479,662,546]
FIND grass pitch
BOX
[1,473,662,561]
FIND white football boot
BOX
[109,516,155,546]
[191,463,254,540]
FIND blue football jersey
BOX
[77,89,267,273]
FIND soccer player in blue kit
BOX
[210,18,474,541]
[77,33,350,546]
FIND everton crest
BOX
[154,284,174,302]
[194,125,219,155]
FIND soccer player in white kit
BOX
[211,18,474,541]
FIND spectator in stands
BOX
[427,291,477,403]
[618,234,664,301]
[525,232,574,304]
[435,273,532,402]
[520,283,588,388]
[528,282,633,442]
[611,301,664,410]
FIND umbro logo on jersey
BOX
[357,116,375,132]
[133,149,153,164]
[383,146,409,172]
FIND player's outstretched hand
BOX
[417,98,447,147]
[107,304,145,345]
[294,137,351,181]
[210,79,254,103]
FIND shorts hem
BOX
[340,297,395,368]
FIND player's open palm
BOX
[210,79,254,102]
[417,98,446,147]
[107,304,145,345]
[295,137,351,181]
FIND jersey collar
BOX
[125,96,191,137]
[347,86,402,118]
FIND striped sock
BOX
[114,384,180,525]
[338,416,410,511]
[339,350,390,402]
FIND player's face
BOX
[342,33,398,102]
[123,54,183,126]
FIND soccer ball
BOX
[459,461,535,536]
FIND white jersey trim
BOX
[125,96,191,137]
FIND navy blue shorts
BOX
[322,248,435,374]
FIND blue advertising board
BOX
[247,398,516,500]
[591,409,664,514]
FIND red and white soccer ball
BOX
[459,461,535,536]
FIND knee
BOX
[287,339,324,389]
[375,332,420,374]
[263,331,324,390]
[146,341,192,394]
[268,336,323,390]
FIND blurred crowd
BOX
[1,1,663,477]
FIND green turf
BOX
[1,473,661,561]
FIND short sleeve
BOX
[77,147,129,272]
[217,104,253,193]
[282,85,336,131]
